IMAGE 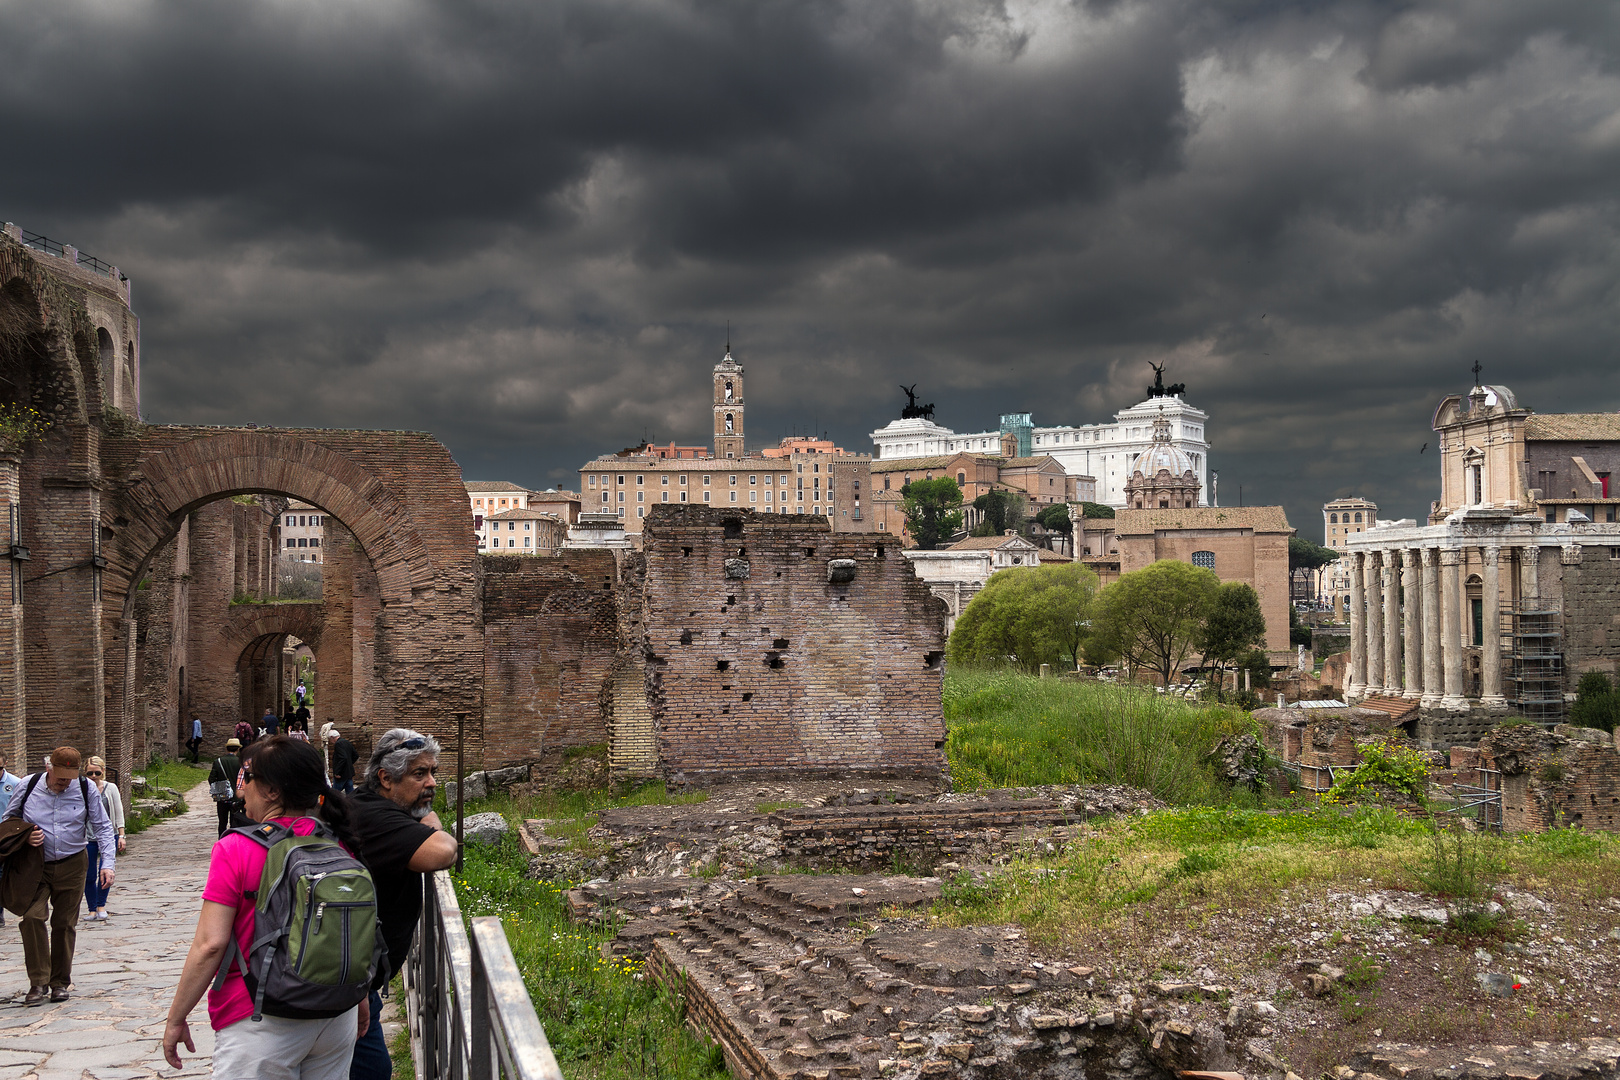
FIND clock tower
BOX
[713,347,745,459]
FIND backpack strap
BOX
[209,820,296,999]
[80,777,92,834]
[4,773,43,821]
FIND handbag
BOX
[209,759,236,803]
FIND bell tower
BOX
[713,345,745,459]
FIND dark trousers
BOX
[186,737,203,763]
[20,850,88,989]
[84,841,111,911]
[217,800,233,838]
[349,988,391,1080]
[333,778,354,795]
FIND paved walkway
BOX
[0,778,219,1080]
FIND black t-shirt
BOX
[350,790,437,987]
[332,739,358,780]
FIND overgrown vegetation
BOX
[947,562,1099,671]
[1569,670,1620,732]
[453,831,727,1079]
[1326,737,1430,806]
[0,402,50,449]
[943,666,1254,803]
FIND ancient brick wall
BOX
[1559,546,1620,686]
[480,551,619,769]
[640,506,947,783]
[1481,723,1620,833]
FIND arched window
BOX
[1192,550,1216,570]
[96,328,115,404]
[1354,512,1362,523]
[724,413,734,432]
[957,471,966,485]
[1330,513,1338,524]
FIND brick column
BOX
[1383,551,1401,697]
[1481,545,1506,707]
[1421,548,1442,708]
[1347,551,1365,701]
[1366,550,1385,694]
[0,453,24,769]
[318,519,356,736]
[1440,548,1467,710]
[1401,548,1422,699]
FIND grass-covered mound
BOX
[944,666,1255,804]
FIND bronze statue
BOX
[899,384,935,421]
[1146,363,1185,398]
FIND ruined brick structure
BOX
[2,232,481,789]
[636,505,948,783]
[1478,723,1620,832]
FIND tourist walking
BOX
[162,737,371,1079]
[347,728,459,1080]
[326,729,357,795]
[208,741,244,839]
[260,706,279,739]
[186,716,204,763]
[0,750,21,929]
[82,757,125,921]
[233,719,256,748]
[3,747,117,1005]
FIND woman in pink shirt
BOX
[161,737,370,1079]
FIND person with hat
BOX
[325,728,357,795]
[208,741,244,838]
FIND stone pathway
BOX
[0,780,220,1080]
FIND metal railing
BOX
[405,870,563,1080]
[18,229,126,280]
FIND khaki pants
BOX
[19,850,87,989]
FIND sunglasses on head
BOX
[397,737,427,750]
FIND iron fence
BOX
[18,230,125,280]
[405,869,563,1080]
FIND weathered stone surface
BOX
[461,811,509,845]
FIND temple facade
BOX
[1344,380,1620,731]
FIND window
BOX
[637,475,644,485]
[703,475,710,486]
[1329,513,1337,524]
[1192,550,1216,569]
[749,490,757,503]
[310,538,320,548]
[589,476,596,487]
[524,523,530,531]
[749,475,756,485]
[637,491,644,502]
[703,492,710,502]
[680,475,687,485]
[661,476,668,486]
[297,538,308,547]
[286,515,296,526]
[680,492,687,502]
[730,475,737,486]
[509,538,515,547]
[958,472,966,485]
[524,537,531,547]
[661,492,669,502]
[617,475,625,485]
[637,507,644,517]
[286,538,296,548]
[601,491,609,503]
[618,492,624,502]
[730,491,737,503]
[1353,512,1362,523]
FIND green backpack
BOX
[213,818,386,1020]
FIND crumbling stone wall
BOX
[639,506,948,783]
[1558,545,1620,685]
[480,551,619,770]
[1480,723,1620,832]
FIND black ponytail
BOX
[242,735,360,853]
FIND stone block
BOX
[460,812,509,845]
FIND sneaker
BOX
[24,986,46,1006]
[92,912,109,922]
[49,987,69,1002]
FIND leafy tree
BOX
[1288,536,1339,603]
[901,477,964,550]
[1080,502,1116,519]
[1201,582,1268,687]
[1570,670,1620,732]
[948,561,1100,671]
[1092,560,1220,686]
[1289,604,1312,648]
[1035,503,1072,536]
[971,489,1026,536]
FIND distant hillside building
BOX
[280,500,327,564]
[869,372,1209,509]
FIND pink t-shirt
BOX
[201,817,323,1031]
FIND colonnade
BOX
[1345,543,1538,710]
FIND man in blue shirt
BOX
[185,715,203,763]
[5,746,117,1005]
[260,706,278,737]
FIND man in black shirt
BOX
[207,740,243,838]
[326,727,358,793]
[348,728,458,1080]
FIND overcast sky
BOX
[4,0,1617,532]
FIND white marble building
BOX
[870,394,1210,509]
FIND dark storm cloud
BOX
[2,0,1618,527]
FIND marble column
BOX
[1347,551,1365,700]
[1440,548,1466,709]
[1521,544,1540,603]
[1366,551,1385,694]
[1383,552,1402,696]
[1401,549,1422,699]
[1481,545,1506,707]
[1421,548,1442,708]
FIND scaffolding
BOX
[1505,598,1564,725]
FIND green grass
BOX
[452,833,727,1080]
[934,803,1620,946]
[135,756,209,794]
[943,666,1257,803]
[437,776,708,844]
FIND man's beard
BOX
[409,797,433,820]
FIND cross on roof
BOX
[1472,360,1482,385]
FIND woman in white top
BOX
[83,756,126,921]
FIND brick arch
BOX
[221,606,326,734]
[93,425,483,790]
[218,602,328,657]
[104,429,441,608]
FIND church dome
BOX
[1133,440,1195,478]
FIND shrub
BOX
[1569,670,1620,732]
[1328,737,1429,806]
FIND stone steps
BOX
[1356,694,1420,724]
